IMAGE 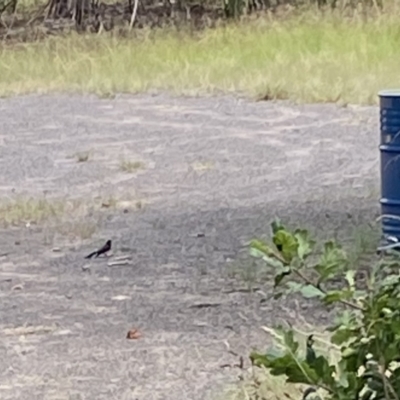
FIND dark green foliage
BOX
[249,222,400,400]
[223,0,246,18]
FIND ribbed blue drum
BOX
[379,90,400,239]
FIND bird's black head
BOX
[106,240,112,246]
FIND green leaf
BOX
[353,290,367,303]
[331,328,356,346]
[315,241,348,282]
[250,247,284,269]
[379,274,400,289]
[323,291,344,304]
[300,284,324,299]
[270,326,300,354]
[329,312,359,345]
[286,282,324,299]
[252,351,319,385]
[273,230,299,263]
[282,360,320,385]
[337,359,350,388]
[323,289,353,305]
[274,266,291,287]
[250,240,287,269]
[250,239,276,258]
[286,281,304,294]
[312,356,336,387]
[332,310,357,329]
[250,351,275,367]
[294,229,315,260]
[265,256,286,269]
[271,218,285,235]
[345,270,356,289]
[265,346,285,360]
[304,335,336,387]
[341,347,358,359]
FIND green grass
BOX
[1,9,400,104]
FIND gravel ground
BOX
[0,94,381,400]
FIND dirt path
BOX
[0,94,380,400]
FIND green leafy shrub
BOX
[249,220,400,400]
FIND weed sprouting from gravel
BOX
[119,160,145,173]
[0,197,65,227]
[75,151,90,162]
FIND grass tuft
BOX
[75,151,90,162]
[0,197,65,227]
[119,159,145,173]
[55,220,98,240]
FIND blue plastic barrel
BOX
[379,89,400,239]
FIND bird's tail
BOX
[85,251,97,259]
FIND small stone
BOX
[111,295,131,301]
[107,260,131,267]
[82,264,91,272]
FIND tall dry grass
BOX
[1,6,400,103]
